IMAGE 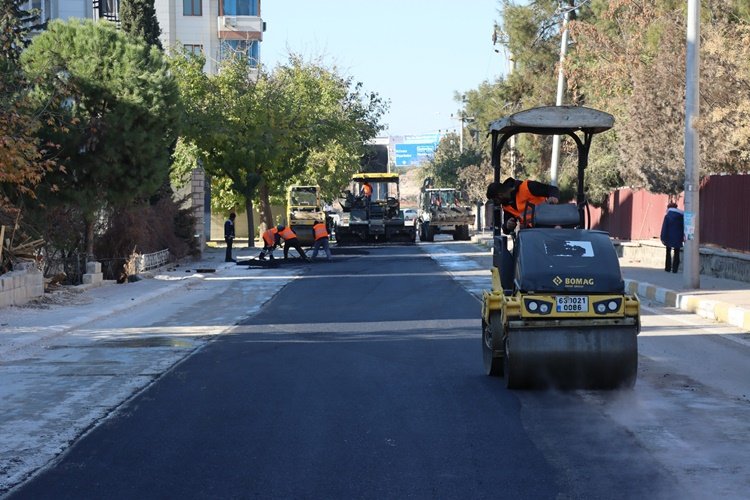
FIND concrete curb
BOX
[625,278,750,331]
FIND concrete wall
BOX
[0,264,44,308]
[210,204,285,241]
[615,239,750,283]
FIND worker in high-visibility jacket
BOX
[278,225,309,261]
[258,226,281,260]
[486,177,559,234]
[310,221,332,260]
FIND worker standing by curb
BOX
[224,212,236,262]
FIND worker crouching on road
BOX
[278,225,310,261]
[258,225,281,260]
[487,177,559,234]
[310,221,332,260]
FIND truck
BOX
[335,173,416,244]
[417,183,474,242]
[286,185,326,245]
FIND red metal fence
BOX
[588,174,750,253]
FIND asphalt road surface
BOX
[10,243,698,499]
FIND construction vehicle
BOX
[481,106,640,389]
[417,181,473,241]
[335,172,416,243]
[287,185,326,245]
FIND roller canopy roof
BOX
[489,106,614,136]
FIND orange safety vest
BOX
[278,227,296,240]
[262,227,278,246]
[503,181,548,226]
[362,183,372,196]
[313,222,329,241]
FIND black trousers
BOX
[284,238,307,259]
[665,246,680,273]
[225,237,234,262]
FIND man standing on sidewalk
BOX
[660,202,684,273]
[224,212,236,262]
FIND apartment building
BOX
[23,1,264,75]
[156,0,265,74]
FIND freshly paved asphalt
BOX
[10,244,686,499]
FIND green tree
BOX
[21,19,179,257]
[266,61,386,213]
[421,133,483,188]
[171,52,386,243]
[569,0,750,195]
[119,0,162,49]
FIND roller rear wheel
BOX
[482,312,504,376]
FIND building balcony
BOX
[217,15,264,41]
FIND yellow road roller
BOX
[481,106,640,389]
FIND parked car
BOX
[401,208,417,226]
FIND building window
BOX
[184,44,203,57]
[220,39,260,67]
[220,0,259,16]
[183,0,202,16]
[100,0,119,20]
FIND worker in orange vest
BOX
[277,225,309,261]
[360,181,373,199]
[258,226,280,260]
[310,221,332,260]
[486,177,559,234]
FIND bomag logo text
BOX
[564,277,594,286]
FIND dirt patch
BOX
[19,287,93,309]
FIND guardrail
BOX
[136,249,170,273]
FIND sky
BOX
[260,0,510,138]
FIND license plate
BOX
[556,296,589,313]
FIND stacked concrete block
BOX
[191,167,206,252]
[82,261,103,287]
[0,265,44,308]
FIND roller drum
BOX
[504,324,638,389]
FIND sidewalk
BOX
[0,246,237,361]
[471,232,750,332]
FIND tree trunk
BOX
[84,216,95,260]
[244,197,256,248]
[258,183,275,229]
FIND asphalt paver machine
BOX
[335,172,415,243]
[481,106,640,389]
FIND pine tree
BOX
[22,19,179,256]
[119,0,162,49]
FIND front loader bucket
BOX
[504,323,638,390]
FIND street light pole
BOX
[684,0,701,289]
[550,0,573,186]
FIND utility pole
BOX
[684,0,701,289]
[550,0,574,186]
[509,55,517,177]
